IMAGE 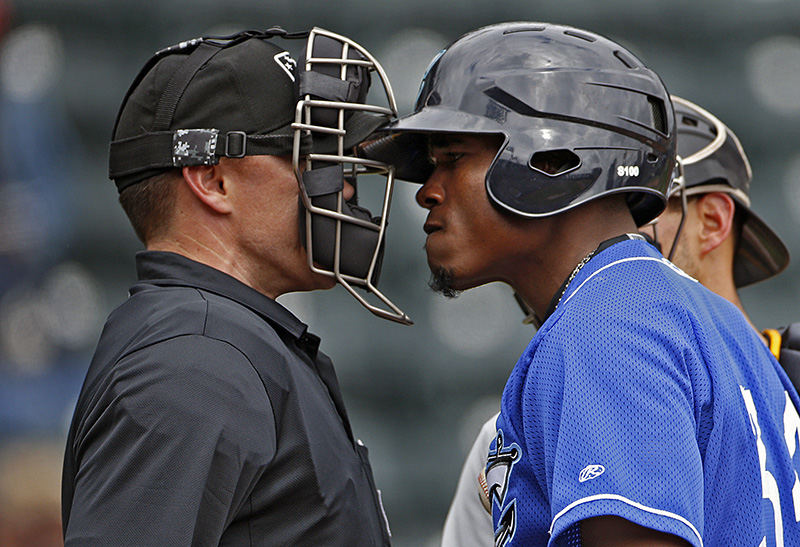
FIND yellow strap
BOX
[763,328,782,361]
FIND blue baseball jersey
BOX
[490,238,800,546]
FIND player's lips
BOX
[423,220,443,235]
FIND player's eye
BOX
[430,151,464,166]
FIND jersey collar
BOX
[134,250,313,345]
[541,233,647,325]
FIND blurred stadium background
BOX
[0,0,798,544]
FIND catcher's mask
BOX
[108,27,411,324]
[292,28,411,324]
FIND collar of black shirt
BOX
[134,250,321,356]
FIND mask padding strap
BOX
[299,71,357,102]
[302,165,344,197]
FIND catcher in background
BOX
[441,95,799,547]
[362,22,800,546]
[645,96,798,376]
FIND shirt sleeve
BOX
[64,334,276,546]
[441,413,498,547]
[534,293,705,546]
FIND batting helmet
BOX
[361,22,676,226]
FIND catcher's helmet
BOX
[670,96,789,286]
[361,22,676,226]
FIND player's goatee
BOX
[429,267,460,298]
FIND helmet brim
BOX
[731,195,790,287]
[358,106,505,183]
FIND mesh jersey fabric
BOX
[491,238,800,546]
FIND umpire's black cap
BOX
[109,32,304,192]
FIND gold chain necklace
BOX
[553,250,596,312]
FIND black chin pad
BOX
[308,194,383,284]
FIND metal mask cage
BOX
[292,27,411,325]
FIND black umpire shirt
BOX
[62,251,391,546]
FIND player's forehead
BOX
[428,133,469,150]
[427,132,501,152]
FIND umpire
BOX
[61,29,395,545]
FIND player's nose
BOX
[415,174,444,209]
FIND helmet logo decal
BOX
[273,51,297,82]
[617,165,640,177]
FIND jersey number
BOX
[740,387,800,547]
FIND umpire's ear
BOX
[182,164,233,215]
[696,192,736,255]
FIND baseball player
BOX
[62,28,405,545]
[440,95,799,547]
[362,22,800,545]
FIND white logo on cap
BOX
[274,51,297,82]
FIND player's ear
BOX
[697,192,735,255]
[181,164,232,214]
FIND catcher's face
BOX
[415,133,539,295]
[641,195,701,277]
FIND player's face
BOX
[415,133,538,295]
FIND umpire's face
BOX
[216,154,354,296]
[415,133,544,295]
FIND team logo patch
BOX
[494,499,517,547]
[486,429,521,547]
[273,51,297,82]
[579,464,605,482]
